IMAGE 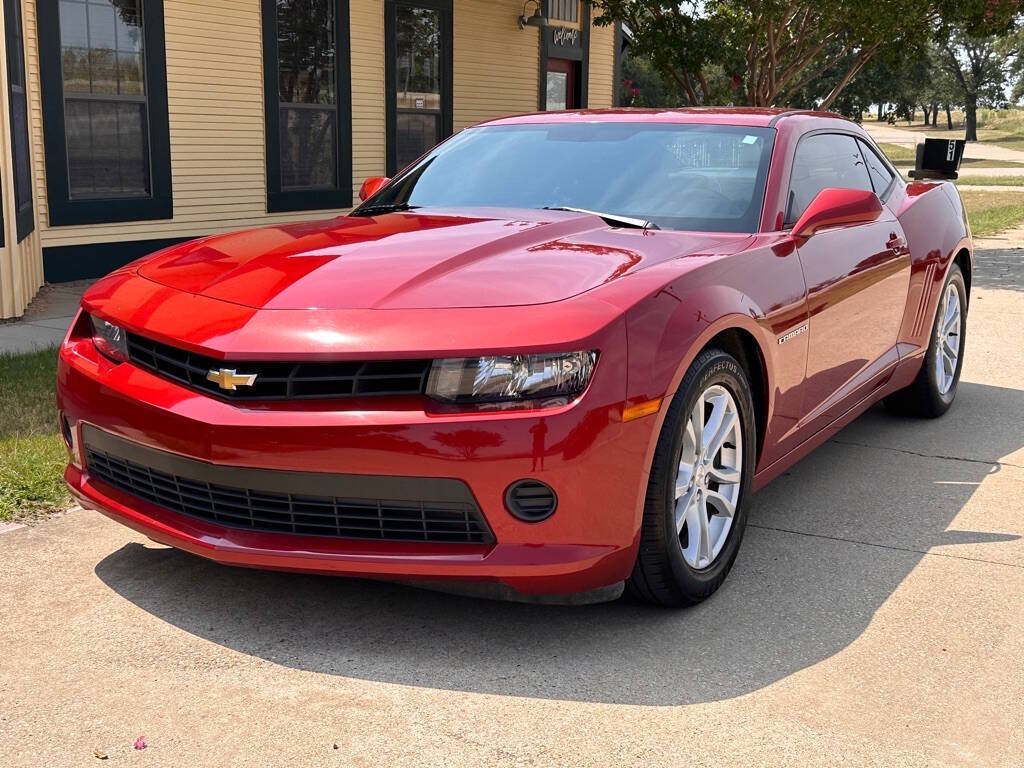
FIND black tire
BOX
[884,264,967,418]
[627,348,756,608]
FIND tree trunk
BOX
[945,104,953,130]
[930,104,938,127]
[921,105,930,125]
[877,102,884,121]
[964,94,978,141]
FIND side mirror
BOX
[358,176,390,202]
[792,188,883,239]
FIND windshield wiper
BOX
[351,202,420,216]
[543,206,658,230]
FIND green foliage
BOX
[619,50,680,107]
[589,0,1021,109]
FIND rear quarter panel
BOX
[890,181,972,357]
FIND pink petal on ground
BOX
[134,736,147,750]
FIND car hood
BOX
[137,208,751,310]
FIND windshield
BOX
[363,122,775,233]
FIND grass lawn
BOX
[956,176,1024,187]
[0,348,69,522]
[877,142,917,164]
[959,189,1024,237]
[990,136,1024,153]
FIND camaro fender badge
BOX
[206,368,258,391]
[777,323,808,345]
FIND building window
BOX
[4,0,34,242]
[385,0,452,177]
[262,0,352,213]
[547,0,578,23]
[37,0,171,226]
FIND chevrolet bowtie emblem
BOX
[206,368,258,391]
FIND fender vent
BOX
[505,480,557,522]
[911,263,937,339]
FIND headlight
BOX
[426,351,597,405]
[89,314,129,362]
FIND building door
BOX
[385,0,452,176]
[545,58,576,110]
[539,20,588,111]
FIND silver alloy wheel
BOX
[674,384,743,569]
[935,282,962,395]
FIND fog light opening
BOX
[504,479,557,522]
[60,413,82,468]
[60,413,73,449]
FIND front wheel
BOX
[884,263,967,418]
[627,348,756,607]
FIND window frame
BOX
[37,0,172,227]
[545,0,579,23]
[262,0,353,213]
[4,0,34,242]
[783,129,878,229]
[384,0,453,178]
[856,137,898,202]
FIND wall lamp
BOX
[519,0,549,29]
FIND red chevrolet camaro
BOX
[58,108,971,607]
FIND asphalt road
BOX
[1,252,1022,767]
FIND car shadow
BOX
[94,381,1022,706]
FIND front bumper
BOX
[58,318,656,596]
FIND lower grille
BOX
[83,427,491,544]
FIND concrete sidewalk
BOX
[0,280,90,355]
[0,251,1022,766]
[863,121,1024,164]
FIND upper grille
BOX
[126,333,431,401]
[83,427,491,544]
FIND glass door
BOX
[545,58,577,110]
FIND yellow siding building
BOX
[0,0,621,318]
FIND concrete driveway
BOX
[2,253,1022,767]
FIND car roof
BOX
[477,107,852,129]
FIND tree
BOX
[1000,25,1024,101]
[589,0,1021,109]
[940,22,1021,140]
[619,50,680,107]
[917,47,963,128]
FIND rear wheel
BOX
[884,264,966,418]
[627,348,756,607]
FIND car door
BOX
[788,132,911,438]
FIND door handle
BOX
[886,234,905,251]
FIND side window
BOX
[857,139,895,197]
[786,134,873,226]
